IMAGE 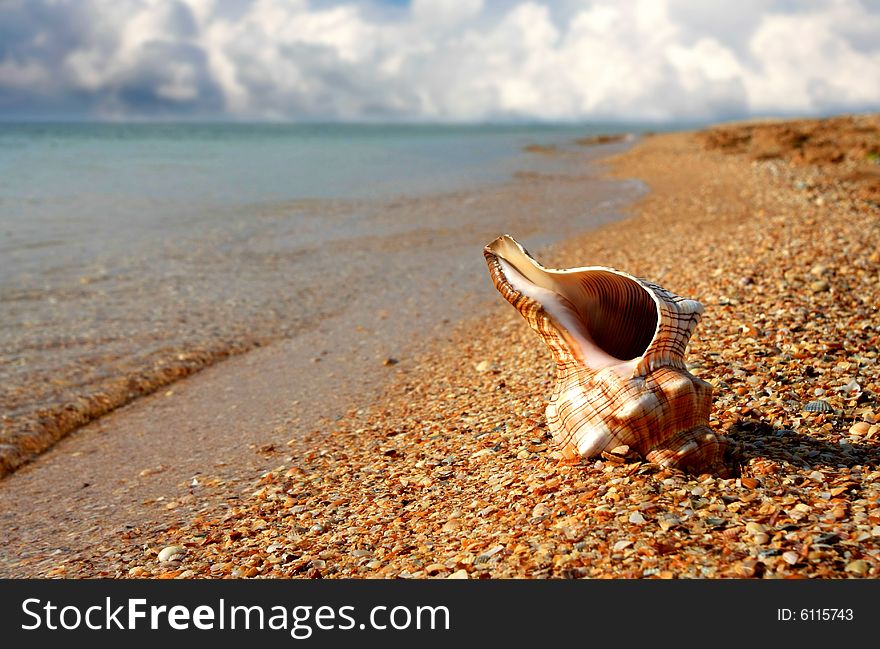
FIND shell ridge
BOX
[634,281,704,377]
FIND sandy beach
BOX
[2,114,879,579]
[0,133,640,576]
[0,128,640,479]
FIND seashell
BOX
[157,545,186,563]
[483,235,731,476]
[802,399,834,413]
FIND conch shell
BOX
[484,235,731,476]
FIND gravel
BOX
[53,115,880,578]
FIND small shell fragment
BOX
[745,522,766,534]
[849,422,870,436]
[157,546,186,563]
[845,560,868,576]
[628,512,646,524]
[802,399,834,413]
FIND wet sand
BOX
[0,138,640,477]
[0,137,640,576]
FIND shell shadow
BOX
[726,418,880,472]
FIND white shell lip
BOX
[484,234,663,376]
[485,233,657,282]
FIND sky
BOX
[0,0,878,122]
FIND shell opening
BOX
[489,236,659,368]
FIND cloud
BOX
[0,0,878,120]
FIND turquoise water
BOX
[0,121,655,276]
[0,120,655,467]
[0,121,639,213]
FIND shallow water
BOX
[0,121,642,278]
[0,122,651,473]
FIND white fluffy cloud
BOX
[0,0,878,120]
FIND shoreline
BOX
[112,114,880,580]
[0,134,640,479]
[0,134,642,577]
[4,114,878,578]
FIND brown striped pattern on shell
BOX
[484,234,730,476]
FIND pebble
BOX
[845,560,869,576]
[746,522,767,535]
[752,533,770,545]
[531,503,551,518]
[628,512,646,525]
[157,546,186,563]
[613,539,633,552]
[849,421,870,436]
[424,563,447,575]
[447,569,469,579]
[782,551,799,565]
[809,279,830,292]
[657,514,681,531]
[475,360,492,373]
[483,544,505,557]
[474,545,505,563]
[139,466,167,477]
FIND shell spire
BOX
[484,234,731,476]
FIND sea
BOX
[0,120,664,472]
[0,121,647,279]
